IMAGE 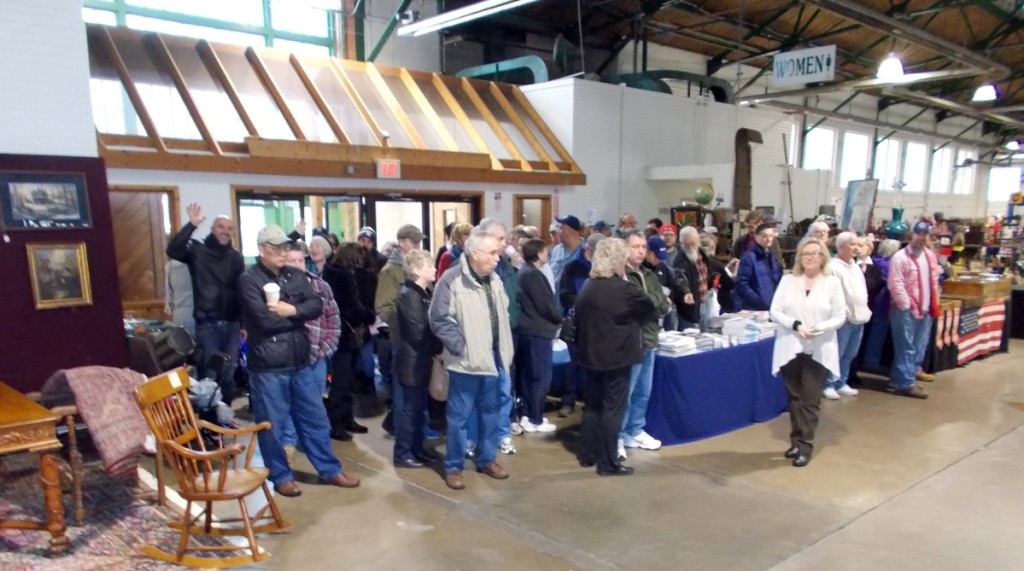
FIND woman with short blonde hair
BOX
[574,237,658,476]
[770,237,846,468]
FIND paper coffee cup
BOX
[263,282,281,304]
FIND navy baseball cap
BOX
[647,237,668,261]
[555,214,582,232]
[912,220,933,234]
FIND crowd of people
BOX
[164,203,945,495]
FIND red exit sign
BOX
[376,159,401,179]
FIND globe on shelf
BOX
[694,183,714,205]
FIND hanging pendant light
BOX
[971,83,1000,102]
[877,53,904,80]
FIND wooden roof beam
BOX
[245,47,306,140]
[290,54,349,144]
[98,27,167,153]
[197,40,258,137]
[459,77,532,172]
[145,33,222,155]
[431,73,503,170]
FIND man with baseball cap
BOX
[886,220,940,399]
[375,223,426,433]
[551,215,584,286]
[556,232,605,416]
[593,220,614,237]
[238,224,359,496]
[644,236,681,333]
[659,224,679,266]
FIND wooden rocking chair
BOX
[133,367,292,568]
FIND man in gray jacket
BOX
[429,229,515,491]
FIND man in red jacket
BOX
[886,221,941,399]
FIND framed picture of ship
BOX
[0,172,91,230]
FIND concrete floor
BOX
[251,340,1024,570]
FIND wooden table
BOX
[0,381,68,554]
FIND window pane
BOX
[164,39,249,142]
[258,53,338,142]
[873,139,902,191]
[953,149,976,195]
[126,15,265,47]
[929,147,953,194]
[126,0,264,27]
[902,141,928,192]
[839,132,870,188]
[269,0,330,38]
[83,7,117,25]
[110,31,202,140]
[988,167,1021,202]
[272,38,331,56]
[802,128,835,171]
[215,46,296,139]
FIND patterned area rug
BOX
[0,453,239,571]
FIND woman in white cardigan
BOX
[770,238,847,467]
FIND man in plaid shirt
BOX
[283,244,342,460]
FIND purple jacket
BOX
[867,256,890,319]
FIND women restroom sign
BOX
[772,45,836,86]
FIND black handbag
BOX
[559,308,578,345]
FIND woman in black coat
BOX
[574,238,658,476]
[321,242,377,441]
[393,250,443,468]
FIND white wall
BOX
[0,0,96,157]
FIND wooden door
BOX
[108,187,178,319]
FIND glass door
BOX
[237,194,304,264]
[364,193,480,253]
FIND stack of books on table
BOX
[721,316,778,344]
[656,331,697,357]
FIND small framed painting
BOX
[1,172,91,230]
[26,242,93,309]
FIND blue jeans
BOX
[465,356,512,445]
[828,322,864,390]
[862,315,890,371]
[445,366,501,473]
[889,309,933,390]
[250,366,342,486]
[195,319,241,403]
[621,349,655,439]
[394,384,428,462]
[519,334,553,425]
[281,357,328,447]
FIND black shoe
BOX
[558,405,574,418]
[330,429,353,442]
[577,458,595,468]
[792,454,811,467]
[597,465,634,476]
[784,446,800,459]
[414,450,440,463]
[395,458,427,469]
[346,422,369,434]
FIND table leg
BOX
[39,450,69,554]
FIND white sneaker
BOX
[837,385,859,396]
[520,416,557,433]
[621,434,642,449]
[635,431,662,451]
[822,387,840,400]
[510,421,524,435]
[499,437,517,455]
[465,441,477,460]
[616,439,627,461]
